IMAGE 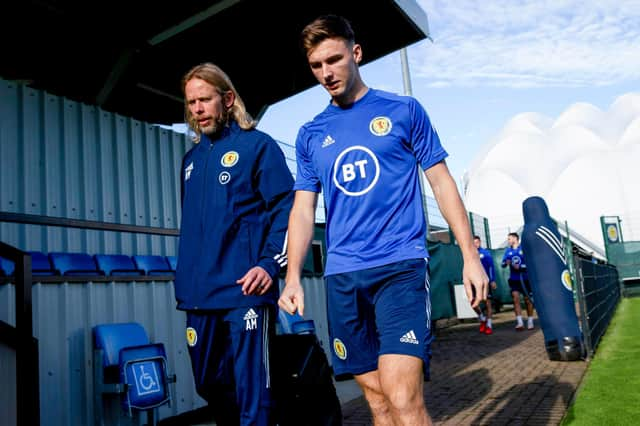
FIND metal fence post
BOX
[484,217,492,249]
[572,255,593,358]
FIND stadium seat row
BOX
[0,252,177,277]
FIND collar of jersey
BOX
[327,88,374,112]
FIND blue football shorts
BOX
[325,258,432,379]
[508,278,533,297]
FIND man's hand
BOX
[237,266,272,296]
[463,257,489,308]
[278,278,305,316]
[491,281,497,290]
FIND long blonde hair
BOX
[181,63,256,142]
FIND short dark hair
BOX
[473,235,481,241]
[300,14,355,54]
[508,232,519,239]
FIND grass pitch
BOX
[562,297,640,425]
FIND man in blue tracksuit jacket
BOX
[175,63,294,426]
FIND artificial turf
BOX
[562,297,640,425]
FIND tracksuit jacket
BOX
[174,122,294,310]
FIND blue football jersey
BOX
[501,245,528,281]
[294,89,448,275]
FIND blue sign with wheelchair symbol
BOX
[132,361,161,396]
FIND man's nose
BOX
[322,64,333,80]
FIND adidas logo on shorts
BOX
[400,330,419,345]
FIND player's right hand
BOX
[278,279,305,316]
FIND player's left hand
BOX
[463,257,489,308]
[237,266,272,296]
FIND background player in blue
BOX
[501,232,535,331]
[473,236,497,335]
[176,63,294,426]
[278,15,488,425]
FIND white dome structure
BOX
[464,92,640,250]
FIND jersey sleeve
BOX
[408,98,449,171]
[254,137,295,277]
[293,126,321,193]
[501,250,509,267]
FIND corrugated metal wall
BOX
[0,78,189,255]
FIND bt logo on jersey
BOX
[333,145,380,196]
[341,159,368,182]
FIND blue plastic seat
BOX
[166,256,177,272]
[94,254,143,276]
[0,256,14,276]
[132,255,172,276]
[29,251,59,276]
[1,252,59,276]
[120,343,170,413]
[49,252,103,276]
[0,257,16,277]
[93,322,174,421]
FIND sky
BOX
[256,0,640,196]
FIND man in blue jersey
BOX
[473,236,497,335]
[278,15,488,425]
[501,232,535,330]
[175,63,294,426]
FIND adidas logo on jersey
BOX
[321,135,336,148]
[400,330,419,345]
[244,308,258,331]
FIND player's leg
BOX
[353,370,394,426]
[228,305,275,426]
[520,279,535,329]
[378,354,430,425]
[484,293,494,334]
[472,287,486,332]
[521,279,534,328]
[510,279,524,330]
[375,259,432,425]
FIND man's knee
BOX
[355,371,392,418]
[378,355,425,411]
[382,379,423,413]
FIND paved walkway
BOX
[340,310,588,425]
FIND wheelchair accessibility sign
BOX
[132,361,161,396]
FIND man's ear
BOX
[223,90,235,109]
[353,43,363,65]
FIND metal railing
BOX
[573,251,620,358]
[0,241,40,426]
